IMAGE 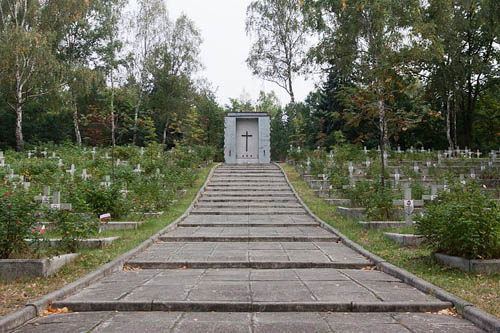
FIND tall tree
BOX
[305,0,423,188]
[99,0,126,179]
[50,0,108,146]
[246,0,308,104]
[149,14,202,145]
[421,0,500,149]
[129,0,168,145]
[0,0,58,151]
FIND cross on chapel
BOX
[241,131,253,152]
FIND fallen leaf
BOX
[361,266,376,271]
[123,265,142,271]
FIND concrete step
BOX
[195,203,303,209]
[198,196,298,202]
[213,173,283,177]
[205,187,292,191]
[180,222,318,227]
[159,226,334,240]
[159,236,338,242]
[210,178,286,182]
[31,311,479,332]
[202,192,295,197]
[54,268,452,313]
[190,208,307,215]
[207,182,288,186]
[54,300,451,314]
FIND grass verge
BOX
[0,164,213,317]
[282,163,500,318]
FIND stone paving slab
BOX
[199,196,298,202]
[190,208,307,215]
[205,186,292,190]
[126,242,370,268]
[56,268,445,307]
[182,215,318,224]
[195,202,303,208]
[210,177,287,182]
[202,191,295,197]
[181,215,319,227]
[17,311,482,332]
[160,226,338,241]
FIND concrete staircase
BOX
[17,164,483,332]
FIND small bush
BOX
[48,209,99,253]
[82,183,130,219]
[0,188,41,258]
[416,183,500,259]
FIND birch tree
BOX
[129,0,169,145]
[246,0,308,105]
[0,0,57,151]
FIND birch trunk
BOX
[15,56,24,152]
[71,91,82,146]
[446,91,454,150]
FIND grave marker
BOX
[49,191,72,210]
[134,163,143,173]
[100,176,112,188]
[81,168,91,180]
[66,164,76,177]
[34,186,52,204]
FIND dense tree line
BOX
[1,0,498,160]
[247,0,500,156]
[0,0,225,153]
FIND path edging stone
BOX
[0,163,219,333]
[275,162,500,333]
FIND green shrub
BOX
[82,183,130,219]
[48,209,99,252]
[0,187,41,258]
[416,183,500,259]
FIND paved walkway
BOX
[15,164,484,332]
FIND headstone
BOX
[134,164,142,173]
[393,184,422,226]
[364,146,369,154]
[66,164,76,177]
[397,145,402,153]
[224,112,270,164]
[476,150,481,158]
[120,185,130,199]
[81,168,91,180]
[34,186,52,204]
[100,176,112,188]
[57,159,64,168]
[413,162,419,173]
[49,191,72,210]
[394,170,400,187]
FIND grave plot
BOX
[0,145,212,281]
[287,146,500,270]
[15,163,490,333]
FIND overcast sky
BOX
[166,0,315,107]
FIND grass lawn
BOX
[0,164,213,318]
[282,163,500,318]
